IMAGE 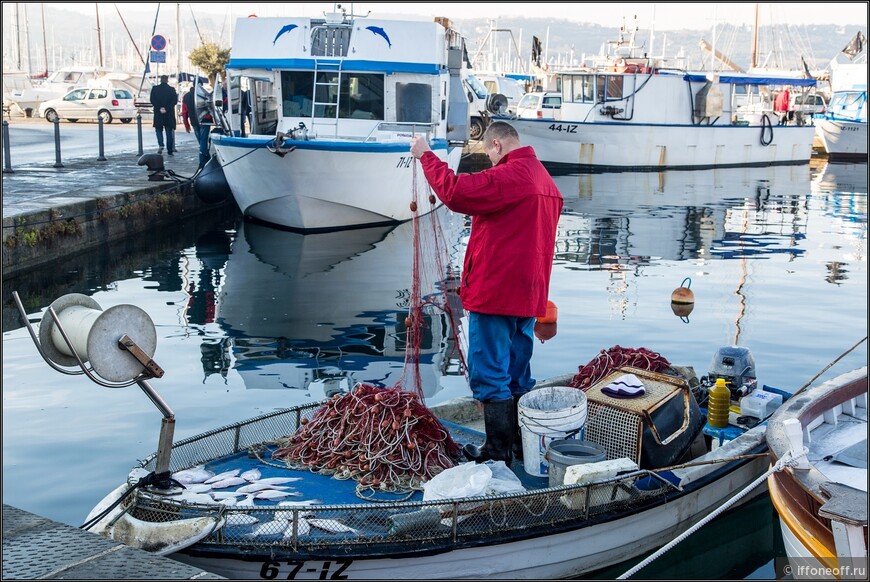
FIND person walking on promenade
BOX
[150,75,178,155]
[409,121,563,465]
[181,85,212,168]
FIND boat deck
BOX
[806,403,867,492]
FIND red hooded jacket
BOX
[420,145,562,318]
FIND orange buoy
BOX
[671,277,694,304]
[534,321,557,343]
[536,300,558,323]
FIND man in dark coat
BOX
[150,75,178,155]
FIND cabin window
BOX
[281,71,315,117]
[564,75,595,103]
[339,73,384,120]
[396,82,432,123]
[596,75,624,102]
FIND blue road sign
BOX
[150,51,166,63]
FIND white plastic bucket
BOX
[517,386,588,477]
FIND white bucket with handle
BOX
[517,386,588,477]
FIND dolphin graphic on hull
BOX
[365,26,392,48]
[273,24,298,45]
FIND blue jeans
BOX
[194,125,210,167]
[155,128,175,153]
[467,312,536,402]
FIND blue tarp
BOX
[664,71,817,87]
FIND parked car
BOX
[790,92,827,115]
[516,91,562,120]
[38,86,138,123]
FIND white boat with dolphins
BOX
[196,8,470,232]
[19,282,870,579]
[499,22,818,172]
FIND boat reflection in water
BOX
[201,208,466,403]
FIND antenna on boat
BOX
[11,291,177,486]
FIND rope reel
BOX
[38,293,159,383]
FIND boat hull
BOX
[212,136,461,231]
[814,119,868,160]
[505,118,816,171]
[170,454,769,579]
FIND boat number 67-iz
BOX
[548,124,578,133]
[260,559,352,579]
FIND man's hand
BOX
[410,136,431,159]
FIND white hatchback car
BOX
[38,86,138,124]
[516,92,562,120]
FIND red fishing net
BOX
[568,345,672,391]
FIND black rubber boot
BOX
[512,393,524,461]
[463,397,514,464]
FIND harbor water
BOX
[2,159,867,578]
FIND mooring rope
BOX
[617,449,799,579]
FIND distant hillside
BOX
[2,6,864,75]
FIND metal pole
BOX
[136,114,143,155]
[2,120,13,173]
[97,117,107,161]
[52,118,63,168]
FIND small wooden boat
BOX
[766,367,868,579]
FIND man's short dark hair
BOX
[160,75,169,83]
[483,121,519,143]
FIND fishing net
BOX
[568,345,672,391]
[272,159,467,496]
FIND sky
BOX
[41,2,869,32]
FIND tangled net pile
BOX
[568,345,672,391]
[272,383,462,495]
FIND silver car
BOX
[38,86,139,124]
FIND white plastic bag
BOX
[421,461,525,502]
[422,461,491,501]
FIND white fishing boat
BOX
[202,9,470,232]
[814,53,867,160]
[766,367,868,579]
[17,281,831,579]
[499,25,818,171]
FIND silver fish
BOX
[186,483,213,493]
[306,518,359,534]
[240,468,262,482]
[246,519,289,538]
[209,476,248,489]
[236,482,291,494]
[204,469,240,484]
[254,477,303,486]
[282,517,311,538]
[171,467,215,485]
[278,499,322,507]
[176,491,217,505]
[255,489,301,500]
[225,513,260,526]
[210,491,245,500]
[218,497,237,507]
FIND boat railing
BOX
[129,402,681,551]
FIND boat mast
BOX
[95,3,104,66]
[176,2,182,83]
[40,3,48,76]
[13,3,22,71]
[750,2,758,69]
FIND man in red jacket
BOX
[410,121,563,465]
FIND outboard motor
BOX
[700,346,757,400]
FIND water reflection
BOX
[189,209,467,400]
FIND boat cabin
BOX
[220,14,468,142]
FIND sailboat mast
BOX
[176,3,182,83]
[95,3,104,66]
[14,3,21,70]
[41,3,48,76]
[750,3,759,69]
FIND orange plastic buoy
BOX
[671,277,695,304]
[536,300,558,324]
[534,320,557,343]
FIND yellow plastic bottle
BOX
[707,378,731,428]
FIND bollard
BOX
[136,114,143,156]
[2,119,13,173]
[97,117,107,161]
[53,118,64,168]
